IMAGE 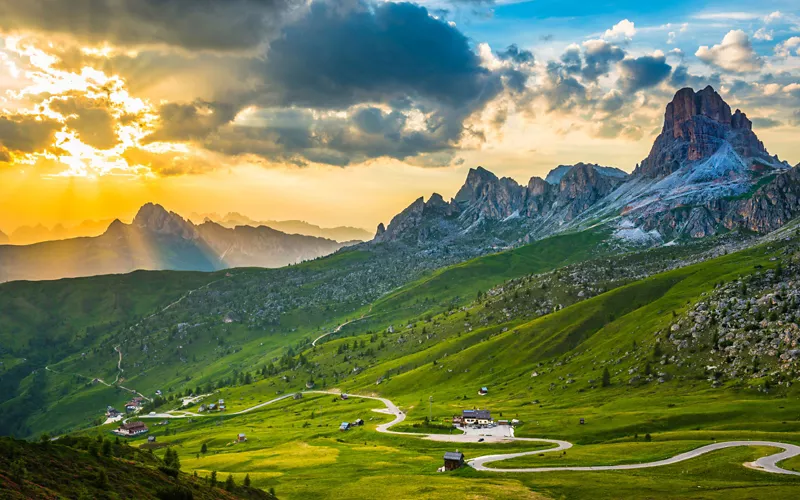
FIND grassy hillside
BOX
[370,229,611,322]
[65,231,799,498]
[0,435,274,499]
[0,270,227,436]
[0,227,624,439]
[6,225,800,498]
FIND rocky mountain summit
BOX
[374,86,798,249]
[635,86,778,178]
[374,163,628,246]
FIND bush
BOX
[157,485,195,500]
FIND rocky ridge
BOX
[374,86,797,249]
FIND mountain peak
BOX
[133,203,198,239]
[634,86,773,178]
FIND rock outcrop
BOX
[635,86,777,178]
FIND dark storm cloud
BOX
[145,101,238,143]
[49,96,118,149]
[257,1,503,110]
[149,1,516,167]
[204,106,462,167]
[618,54,672,92]
[0,0,299,51]
[0,114,61,156]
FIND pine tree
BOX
[102,439,112,457]
[601,367,611,387]
[225,473,236,491]
[210,470,218,487]
[201,442,208,454]
[96,468,109,488]
[244,473,251,487]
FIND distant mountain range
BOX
[0,204,347,282]
[374,86,798,249]
[189,212,371,242]
[0,219,114,245]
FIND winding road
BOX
[139,390,800,476]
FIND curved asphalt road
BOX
[139,390,800,477]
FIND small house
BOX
[579,418,585,425]
[462,409,493,426]
[155,390,163,396]
[198,404,207,412]
[106,406,121,417]
[237,433,247,442]
[479,387,489,395]
[208,403,217,411]
[340,393,349,400]
[443,451,465,471]
[497,419,510,426]
[339,422,350,431]
[353,418,364,426]
[452,415,464,426]
[147,436,157,443]
[293,393,303,400]
[117,421,148,436]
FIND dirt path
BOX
[312,308,374,347]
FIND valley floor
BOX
[82,388,800,500]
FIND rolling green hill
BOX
[0,435,274,499]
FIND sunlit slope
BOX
[350,239,780,406]
[370,229,610,322]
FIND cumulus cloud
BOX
[497,44,534,64]
[775,37,800,57]
[582,40,626,81]
[538,62,587,112]
[0,114,62,158]
[696,30,763,73]
[0,0,301,51]
[618,54,672,92]
[669,65,722,90]
[603,19,636,41]
[753,28,773,41]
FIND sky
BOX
[0,0,799,233]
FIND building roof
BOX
[238,433,246,437]
[462,409,492,419]
[443,452,464,461]
[122,421,147,430]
